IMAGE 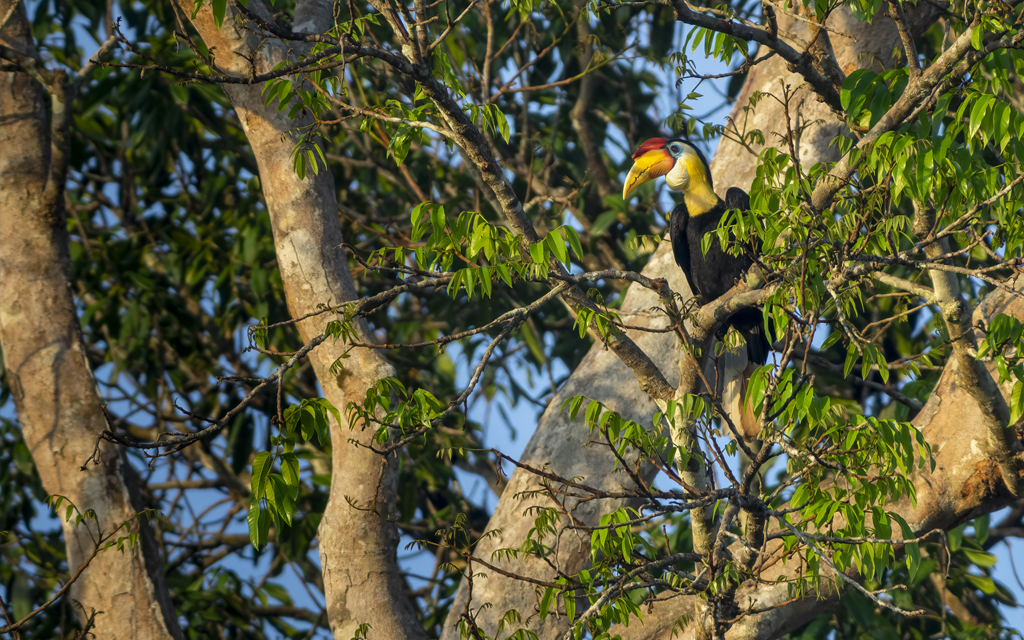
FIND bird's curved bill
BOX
[622,148,673,200]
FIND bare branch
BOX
[888,0,921,78]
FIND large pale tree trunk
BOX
[181,2,427,638]
[442,7,948,639]
[0,2,182,638]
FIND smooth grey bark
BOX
[181,2,427,638]
[0,1,182,637]
[441,7,941,639]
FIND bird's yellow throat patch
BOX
[681,154,719,216]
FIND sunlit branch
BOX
[870,272,935,302]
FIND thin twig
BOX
[776,516,927,617]
[0,541,103,634]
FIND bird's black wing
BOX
[737,323,771,366]
[668,202,694,292]
[723,186,770,364]
[724,186,750,212]
[724,186,757,255]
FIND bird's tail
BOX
[740,323,771,369]
[735,359,762,440]
[720,323,771,441]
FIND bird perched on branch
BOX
[622,137,768,439]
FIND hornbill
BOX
[622,137,768,439]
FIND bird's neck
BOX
[684,182,720,216]
[680,155,720,215]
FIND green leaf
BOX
[462,268,476,300]
[530,242,546,264]
[948,525,964,552]
[591,210,619,237]
[411,202,431,241]
[270,475,294,526]
[253,317,268,350]
[545,231,569,266]
[446,269,464,298]
[493,106,511,143]
[966,573,997,594]
[1010,380,1024,425]
[564,226,585,259]
[969,94,995,141]
[746,365,771,414]
[469,224,488,257]
[247,502,262,549]
[251,451,274,500]
[843,342,858,379]
[431,205,447,239]
[520,321,546,363]
[281,452,301,490]
[538,587,554,619]
[265,472,279,511]
[567,395,585,420]
[840,69,878,119]
[262,583,293,606]
[257,504,270,548]
[963,550,997,568]
[584,399,602,430]
[479,266,493,298]
[263,80,281,107]
[974,514,990,545]
[496,264,513,288]
[906,543,922,583]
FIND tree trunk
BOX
[0,2,182,637]
[181,2,427,637]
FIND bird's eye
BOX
[669,144,681,154]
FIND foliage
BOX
[2,0,1024,636]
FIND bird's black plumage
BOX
[669,186,770,366]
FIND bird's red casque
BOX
[631,138,667,160]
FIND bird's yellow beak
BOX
[622,147,674,200]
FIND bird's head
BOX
[622,137,719,215]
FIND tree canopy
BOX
[2,0,1024,638]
